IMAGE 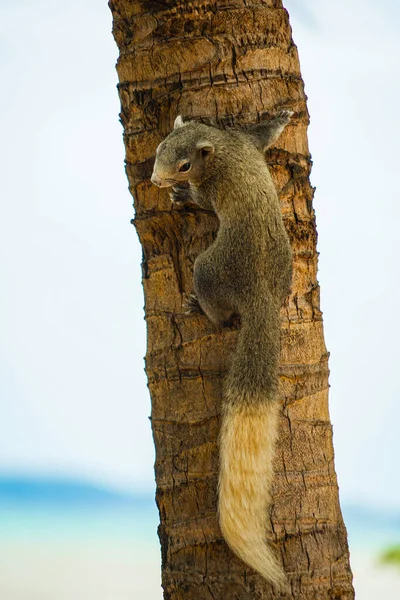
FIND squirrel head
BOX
[151,116,215,188]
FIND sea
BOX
[0,477,399,599]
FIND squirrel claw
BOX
[275,109,294,122]
[185,294,204,315]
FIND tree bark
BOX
[109,1,354,598]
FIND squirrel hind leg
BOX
[193,258,236,327]
[186,292,235,327]
[187,292,235,328]
[199,299,235,328]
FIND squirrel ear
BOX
[197,141,215,157]
[174,115,185,129]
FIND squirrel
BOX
[151,111,293,589]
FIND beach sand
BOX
[1,538,400,599]
[351,549,400,599]
[0,538,162,600]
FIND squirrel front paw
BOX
[170,184,191,204]
[274,110,294,124]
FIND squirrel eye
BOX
[179,162,191,172]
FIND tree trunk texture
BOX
[109,1,354,598]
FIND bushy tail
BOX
[218,301,286,588]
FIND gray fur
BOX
[152,116,293,401]
[245,109,293,152]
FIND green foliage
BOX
[380,546,400,567]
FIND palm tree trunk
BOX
[109,1,355,597]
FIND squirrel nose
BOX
[151,173,162,187]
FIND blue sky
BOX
[1,0,399,508]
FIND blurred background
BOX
[1,0,399,598]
